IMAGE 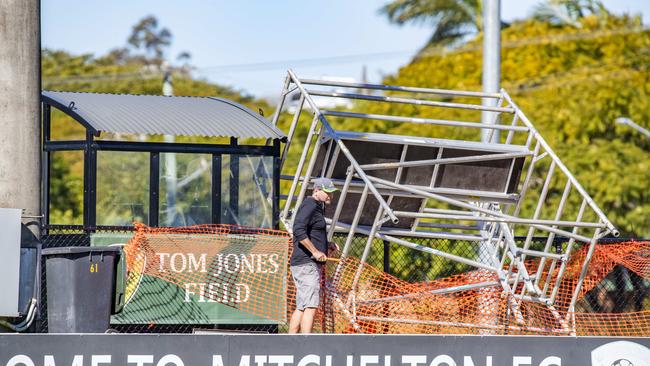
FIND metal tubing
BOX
[279,94,304,170]
[358,151,530,171]
[291,130,324,227]
[322,110,525,131]
[308,90,515,113]
[324,282,363,333]
[417,222,480,230]
[567,228,602,314]
[412,148,444,230]
[381,234,499,272]
[549,199,587,302]
[484,96,504,143]
[358,281,501,305]
[378,228,483,241]
[482,0,502,142]
[422,208,474,215]
[514,161,557,293]
[504,113,520,145]
[511,140,541,218]
[391,211,604,229]
[325,144,341,178]
[518,248,564,260]
[270,75,290,127]
[327,220,485,241]
[320,138,334,177]
[340,185,369,260]
[502,90,618,236]
[498,222,540,295]
[349,207,386,300]
[533,152,549,163]
[281,115,319,222]
[366,177,596,242]
[322,178,520,203]
[535,179,572,289]
[355,316,569,335]
[327,167,354,242]
[332,185,371,290]
[288,69,398,223]
[299,78,502,98]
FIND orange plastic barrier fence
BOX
[123,224,649,336]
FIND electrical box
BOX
[0,208,21,317]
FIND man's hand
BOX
[328,241,340,252]
[312,250,327,262]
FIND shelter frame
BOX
[41,94,283,232]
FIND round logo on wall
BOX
[591,341,650,366]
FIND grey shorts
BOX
[291,262,322,310]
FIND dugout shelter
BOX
[41,91,286,232]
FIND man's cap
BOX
[313,177,338,193]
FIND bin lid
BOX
[42,246,121,256]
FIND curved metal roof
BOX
[42,90,286,140]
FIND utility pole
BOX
[0,0,41,228]
[478,0,501,334]
[481,0,501,143]
[162,69,178,226]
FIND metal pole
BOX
[327,167,354,242]
[322,110,525,131]
[162,72,177,226]
[359,151,530,171]
[309,90,513,113]
[481,0,501,143]
[478,2,501,331]
[478,4,502,331]
[279,94,304,171]
[534,179,572,290]
[270,75,291,127]
[299,78,501,98]
[567,228,602,314]
[281,115,319,223]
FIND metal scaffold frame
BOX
[271,70,619,334]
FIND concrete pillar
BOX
[0,0,41,219]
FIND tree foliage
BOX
[380,0,483,46]
[532,0,611,28]
[44,17,270,225]
[372,15,649,238]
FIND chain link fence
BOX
[38,227,648,333]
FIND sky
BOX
[42,0,650,99]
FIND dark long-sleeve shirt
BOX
[290,197,327,266]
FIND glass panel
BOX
[49,150,84,225]
[50,108,86,141]
[222,155,274,228]
[96,151,149,226]
[159,153,211,227]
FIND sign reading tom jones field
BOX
[107,232,289,325]
[155,252,282,303]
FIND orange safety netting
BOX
[123,224,650,336]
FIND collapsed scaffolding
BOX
[273,70,620,334]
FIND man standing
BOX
[288,178,338,333]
